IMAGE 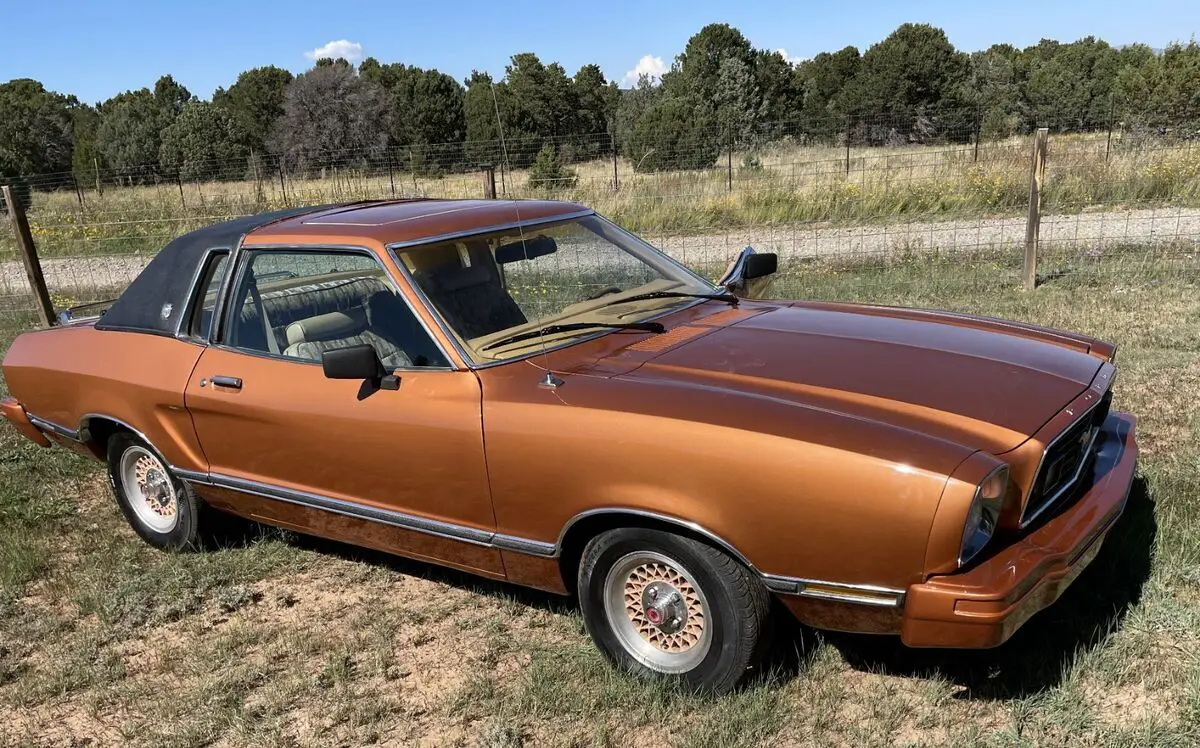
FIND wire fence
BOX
[1,109,1198,327]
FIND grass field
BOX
[0,249,1197,746]
[6,133,1200,260]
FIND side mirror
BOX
[323,344,383,380]
[323,344,401,392]
[718,247,778,299]
[743,252,777,280]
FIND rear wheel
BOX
[106,432,202,551]
[578,528,771,693]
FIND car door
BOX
[184,246,502,576]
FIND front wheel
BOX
[106,432,203,551]
[577,528,771,693]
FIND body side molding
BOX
[19,414,905,608]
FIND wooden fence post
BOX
[482,165,497,199]
[1023,128,1049,291]
[3,186,55,327]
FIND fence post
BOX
[1105,97,1115,163]
[93,157,103,197]
[72,174,84,209]
[844,117,852,175]
[277,160,287,206]
[611,134,619,192]
[727,131,733,192]
[1023,128,1049,291]
[482,165,497,199]
[250,150,263,201]
[3,185,55,327]
[973,112,981,163]
[387,153,396,197]
[175,171,186,209]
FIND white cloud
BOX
[622,55,667,87]
[776,48,803,66]
[305,39,365,64]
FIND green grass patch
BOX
[0,248,1197,745]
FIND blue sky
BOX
[3,0,1197,104]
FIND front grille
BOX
[1023,389,1112,527]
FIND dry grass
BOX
[6,133,1200,261]
[1,250,1198,746]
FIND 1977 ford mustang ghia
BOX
[1,199,1136,692]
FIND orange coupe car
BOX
[1,199,1136,692]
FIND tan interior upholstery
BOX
[282,308,412,369]
[284,310,365,348]
[233,276,390,352]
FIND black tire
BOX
[106,432,203,551]
[577,527,771,693]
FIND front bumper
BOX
[901,411,1137,648]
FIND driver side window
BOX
[224,249,449,369]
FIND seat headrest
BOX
[285,309,366,346]
[433,264,492,292]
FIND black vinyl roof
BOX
[95,205,333,336]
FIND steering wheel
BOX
[586,285,622,300]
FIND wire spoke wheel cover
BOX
[119,446,178,534]
[603,550,712,673]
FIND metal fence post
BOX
[611,134,619,192]
[72,174,84,209]
[1023,128,1049,291]
[3,185,55,327]
[727,131,734,192]
[1105,97,1115,163]
[277,160,288,206]
[973,112,981,163]
[844,116,852,175]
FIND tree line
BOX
[2,22,1199,193]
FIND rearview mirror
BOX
[718,247,778,299]
[322,344,383,381]
[495,235,558,264]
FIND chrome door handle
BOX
[211,375,243,390]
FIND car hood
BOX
[610,304,1103,453]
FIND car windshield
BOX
[395,214,717,363]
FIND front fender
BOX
[480,365,965,590]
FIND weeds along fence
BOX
[2,111,1199,327]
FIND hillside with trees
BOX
[2,22,1199,192]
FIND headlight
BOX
[958,465,1009,567]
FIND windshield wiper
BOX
[481,321,665,352]
[598,290,739,309]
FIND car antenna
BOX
[490,81,562,390]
